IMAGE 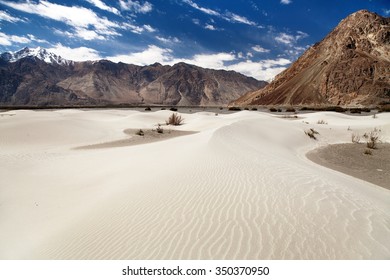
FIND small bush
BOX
[166,113,184,126]
[305,128,319,140]
[244,107,249,110]
[170,107,178,111]
[269,108,277,112]
[251,108,258,111]
[351,133,360,144]
[365,128,381,149]
[135,129,144,136]
[325,106,346,113]
[145,107,151,111]
[228,107,241,111]
[286,108,296,112]
[317,119,327,124]
[156,124,164,134]
[364,149,373,155]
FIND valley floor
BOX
[0,109,389,259]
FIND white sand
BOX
[0,109,389,259]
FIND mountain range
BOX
[234,10,390,107]
[0,47,266,107]
[1,10,389,108]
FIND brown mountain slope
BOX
[0,50,267,107]
[234,10,390,107]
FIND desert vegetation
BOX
[305,128,319,140]
[351,128,382,149]
[364,149,373,155]
[135,129,144,136]
[317,119,328,124]
[364,128,381,149]
[351,133,361,144]
[228,107,241,111]
[166,113,184,126]
[156,124,164,134]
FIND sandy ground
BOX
[307,143,390,190]
[0,109,389,260]
[75,128,197,149]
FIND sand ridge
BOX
[74,128,197,149]
[0,109,389,259]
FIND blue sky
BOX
[0,0,389,80]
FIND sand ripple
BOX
[1,110,389,259]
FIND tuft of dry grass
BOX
[364,149,373,155]
[351,133,360,144]
[364,128,381,149]
[135,129,144,136]
[156,124,164,134]
[305,128,319,140]
[317,119,328,124]
[166,113,184,126]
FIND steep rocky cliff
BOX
[234,10,390,107]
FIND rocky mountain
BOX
[233,10,390,107]
[0,47,266,107]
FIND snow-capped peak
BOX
[1,47,71,65]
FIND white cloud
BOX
[275,31,308,46]
[85,0,120,15]
[296,31,308,40]
[192,18,200,25]
[0,0,121,40]
[280,0,292,4]
[226,58,291,81]
[156,36,180,44]
[0,32,31,45]
[174,52,236,69]
[121,22,145,34]
[119,0,152,14]
[143,24,156,32]
[74,27,106,40]
[252,45,270,53]
[205,24,216,30]
[0,10,24,23]
[47,43,101,61]
[27,34,49,44]
[107,45,173,65]
[383,9,390,16]
[106,45,290,81]
[275,33,295,45]
[224,12,256,26]
[183,0,220,16]
[184,0,258,26]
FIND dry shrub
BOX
[305,128,319,140]
[166,113,184,126]
[364,149,373,155]
[282,115,298,119]
[317,119,327,124]
[135,129,144,136]
[365,128,381,149]
[351,133,360,144]
[156,124,164,134]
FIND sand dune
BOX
[0,109,389,259]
